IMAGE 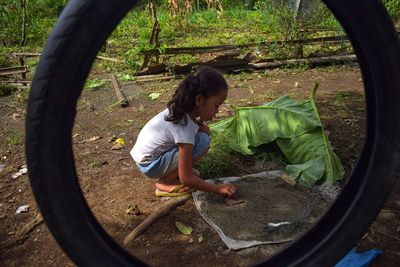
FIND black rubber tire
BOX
[26,0,400,266]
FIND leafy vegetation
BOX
[0,84,18,97]
[0,0,65,47]
[384,0,400,22]
[84,78,107,91]
[1,0,399,97]
[201,84,344,185]
[1,1,339,68]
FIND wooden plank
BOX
[0,79,31,84]
[139,31,400,56]
[0,66,28,76]
[136,63,167,76]
[11,53,124,63]
[250,54,357,69]
[96,56,124,63]
[172,58,252,75]
[11,52,41,58]
[8,31,400,59]
[139,45,238,56]
[134,74,183,83]
[117,74,182,84]
[109,74,129,107]
[138,36,351,56]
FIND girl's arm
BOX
[177,143,236,197]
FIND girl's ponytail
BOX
[165,66,228,124]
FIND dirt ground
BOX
[1,65,399,266]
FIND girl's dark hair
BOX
[165,66,228,124]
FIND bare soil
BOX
[1,66,399,266]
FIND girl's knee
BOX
[192,132,210,159]
[195,132,211,150]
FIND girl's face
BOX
[194,89,228,121]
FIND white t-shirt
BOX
[130,109,199,165]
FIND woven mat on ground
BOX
[193,170,335,250]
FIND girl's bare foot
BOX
[156,177,190,193]
[155,183,192,193]
[155,168,199,193]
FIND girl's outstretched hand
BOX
[216,183,237,197]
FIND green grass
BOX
[0,84,18,97]
[335,91,353,103]
[384,0,400,22]
[196,131,288,179]
[84,153,105,168]
[84,78,107,91]
[4,129,23,146]
[196,131,237,179]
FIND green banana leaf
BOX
[284,156,325,186]
[211,95,321,155]
[210,83,344,185]
[277,127,344,184]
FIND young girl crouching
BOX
[130,66,237,197]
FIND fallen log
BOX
[250,54,357,70]
[136,63,167,76]
[109,74,129,107]
[139,44,238,56]
[123,195,190,244]
[133,54,357,78]
[213,49,241,61]
[173,57,252,75]
[138,35,356,56]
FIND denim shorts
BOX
[136,132,210,178]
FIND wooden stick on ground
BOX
[16,213,44,244]
[123,195,190,245]
[96,56,124,63]
[371,227,400,242]
[109,74,129,107]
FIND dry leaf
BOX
[115,137,125,145]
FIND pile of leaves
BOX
[208,83,344,186]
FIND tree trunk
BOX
[20,0,27,47]
[294,0,302,19]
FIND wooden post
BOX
[109,74,129,107]
[19,57,27,86]
[142,0,161,69]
